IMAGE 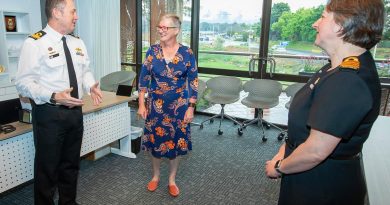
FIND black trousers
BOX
[32,103,83,205]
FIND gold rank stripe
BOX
[29,30,46,40]
[340,56,360,70]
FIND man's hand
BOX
[54,87,84,108]
[90,82,103,106]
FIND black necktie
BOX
[62,36,79,98]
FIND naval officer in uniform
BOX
[15,0,102,204]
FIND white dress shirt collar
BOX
[44,24,63,43]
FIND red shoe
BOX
[168,184,180,197]
[147,180,159,192]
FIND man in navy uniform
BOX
[15,0,103,204]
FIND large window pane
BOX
[142,0,192,57]
[269,0,328,76]
[120,0,136,66]
[198,0,263,72]
[374,0,390,78]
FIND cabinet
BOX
[0,10,30,100]
[0,10,30,84]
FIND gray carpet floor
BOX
[0,112,284,205]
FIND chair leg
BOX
[199,104,241,135]
[237,108,285,142]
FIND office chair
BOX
[191,79,206,127]
[100,70,137,92]
[284,83,305,109]
[199,76,242,135]
[237,79,284,142]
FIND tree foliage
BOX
[270,2,291,25]
[271,5,324,42]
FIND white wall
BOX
[75,0,121,81]
[0,0,42,31]
[0,0,42,101]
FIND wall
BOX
[0,0,42,101]
[0,0,42,32]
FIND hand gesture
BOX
[54,87,84,108]
[90,82,103,106]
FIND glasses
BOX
[156,26,178,32]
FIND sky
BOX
[199,0,327,24]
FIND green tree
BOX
[270,2,290,40]
[383,0,390,40]
[272,5,323,42]
[270,2,290,25]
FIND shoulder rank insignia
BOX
[339,56,360,71]
[29,30,46,40]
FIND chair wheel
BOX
[264,123,271,129]
[238,128,243,136]
[233,122,237,125]
[278,133,285,141]
[200,124,203,129]
[210,119,214,123]
[262,136,268,142]
[218,130,223,135]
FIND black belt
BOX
[328,153,361,160]
[285,137,361,161]
[32,102,81,110]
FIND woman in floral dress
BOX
[137,14,198,197]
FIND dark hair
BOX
[45,0,66,20]
[326,0,384,49]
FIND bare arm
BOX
[137,90,147,119]
[266,129,341,178]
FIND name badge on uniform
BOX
[48,47,59,59]
[49,53,60,59]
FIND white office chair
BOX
[199,76,242,135]
[237,79,284,142]
[100,70,136,92]
[285,83,305,109]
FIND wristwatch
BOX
[274,159,285,176]
[50,92,57,104]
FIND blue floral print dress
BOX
[138,44,198,159]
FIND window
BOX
[120,0,136,71]
[198,0,263,72]
[268,0,328,76]
[374,0,390,79]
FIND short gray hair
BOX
[160,14,181,29]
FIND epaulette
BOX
[69,33,79,39]
[29,30,46,40]
[339,56,360,71]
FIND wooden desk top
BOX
[0,91,135,141]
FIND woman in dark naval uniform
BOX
[265,0,384,204]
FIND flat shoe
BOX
[147,180,159,192]
[168,184,180,197]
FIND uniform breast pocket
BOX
[44,56,67,81]
[45,56,66,69]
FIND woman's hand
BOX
[265,160,282,179]
[138,104,148,119]
[184,107,194,123]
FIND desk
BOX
[0,91,137,193]
[362,116,390,205]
